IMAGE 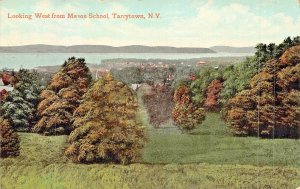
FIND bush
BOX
[0,117,20,158]
[65,73,145,164]
[172,85,205,132]
[33,57,91,135]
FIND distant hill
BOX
[210,46,255,53]
[0,44,215,53]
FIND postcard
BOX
[0,0,299,188]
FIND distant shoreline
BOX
[0,45,215,54]
[0,44,255,54]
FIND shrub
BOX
[0,117,20,158]
[65,73,145,164]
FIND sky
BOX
[0,0,299,47]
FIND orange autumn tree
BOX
[172,85,205,132]
[33,57,92,135]
[65,74,145,164]
[0,117,20,158]
[204,79,223,110]
[224,45,300,138]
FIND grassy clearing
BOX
[0,133,299,189]
[143,113,300,166]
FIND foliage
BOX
[0,117,20,158]
[204,79,223,110]
[142,84,174,128]
[0,69,42,132]
[189,66,224,105]
[111,66,176,86]
[224,45,300,138]
[172,85,205,132]
[0,89,9,101]
[111,67,143,84]
[219,57,258,105]
[220,36,300,105]
[65,73,145,164]
[33,57,91,135]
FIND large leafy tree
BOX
[220,36,300,106]
[219,57,258,105]
[224,45,300,138]
[0,69,42,132]
[204,79,223,110]
[172,85,205,132]
[0,117,20,158]
[65,74,145,164]
[190,66,224,105]
[33,57,92,135]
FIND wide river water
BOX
[0,52,253,70]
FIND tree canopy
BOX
[0,69,42,132]
[0,117,20,158]
[33,57,92,135]
[224,45,300,138]
[172,84,206,132]
[65,73,145,164]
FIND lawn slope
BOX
[0,133,299,189]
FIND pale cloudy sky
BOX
[0,0,299,47]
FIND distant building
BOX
[189,74,197,81]
[167,74,175,81]
[0,77,14,101]
[131,84,141,91]
[95,68,110,79]
[197,61,206,65]
[0,78,14,92]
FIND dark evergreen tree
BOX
[0,69,42,132]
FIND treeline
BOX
[172,36,300,138]
[0,57,145,163]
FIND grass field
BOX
[0,103,299,188]
[143,113,300,166]
[0,132,299,189]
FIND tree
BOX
[172,85,205,132]
[0,117,20,158]
[220,36,300,106]
[142,84,174,128]
[219,56,258,105]
[65,73,145,164]
[33,57,92,135]
[204,79,223,110]
[0,69,42,132]
[190,66,223,105]
[224,45,300,138]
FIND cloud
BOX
[0,0,299,47]
[159,1,300,46]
